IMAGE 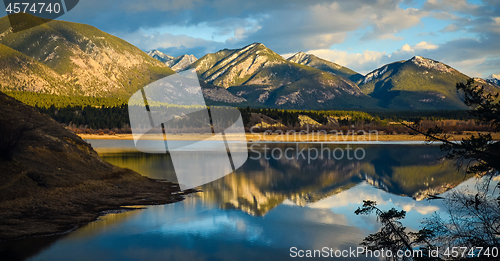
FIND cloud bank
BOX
[1,0,497,77]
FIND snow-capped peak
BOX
[363,66,388,84]
[166,54,198,72]
[288,52,310,63]
[147,50,174,63]
[410,56,455,73]
[487,74,500,80]
[486,74,500,85]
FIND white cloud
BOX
[414,41,439,50]
[424,0,479,12]
[120,0,203,12]
[299,39,496,78]
[307,182,443,217]
[445,57,488,78]
[111,29,225,56]
[95,0,433,55]
[306,49,387,75]
[440,23,460,32]
[296,42,438,75]
[361,7,428,41]
[401,44,413,52]
[401,203,440,215]
[251,1,430,52]
[394,41,439,55]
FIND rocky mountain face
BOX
[189,43,378,109]
[200,82,248,105]
[287,52,364,82]
[357,56,500,110]
[147,50,198,72]
[0,13,174,98]
[166,54,198,71]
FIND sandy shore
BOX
[78,132,500,142]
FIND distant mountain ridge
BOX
[147,50,174,63]
[0,13,174,98]
[166,54,197,71]
[189,43,378,109]
[147,50,197,72]
[355,56,500,110]
[287,52,364,82]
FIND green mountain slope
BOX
[0,43,69,94]
[358,56,500,110]
[190,43,378,109]
[287,52,363,82]
[0,13,174,98]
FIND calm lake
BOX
[9,141,480,260]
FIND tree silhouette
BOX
[357,79,500,260]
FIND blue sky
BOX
[2,0,498,77]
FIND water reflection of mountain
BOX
[100,144,469,217]
[197,144,468,216]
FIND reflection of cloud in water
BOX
[134,201,366,251]
[302,208,349,226]
[304,182,445,231]
[155,212,266,244]
[307,183,386,209]
[401,203,439,215]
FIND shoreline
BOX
[78,132,500,142]
[0,92,199,243]
[0,169,198,241]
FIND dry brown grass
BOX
[0,92,195,240]
[0,167,193,240]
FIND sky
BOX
[2,0,499,77]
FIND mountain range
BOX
[188,43,378,109]
[186,44,498,110]
[1,13,499,110]
[149,44,499,110]
[0,13,174,98]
